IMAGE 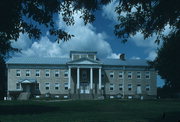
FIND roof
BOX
[6,57,70,65]
[101,59,148,66]
[6,57,148,66]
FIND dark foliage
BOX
[114,0,179,43]
[153,31,180,92]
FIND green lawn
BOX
[0,99,180,122]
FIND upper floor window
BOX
[35,70,40,77]
[146,85,150,91]
[55,83,60,90]
[145,72,150,79]
[55,70,59,77]
[82,70,87,80]
[119,84,123,91]
[128,84,132,91]
[16,83,21,90]
[64,71,68,78]
[16,70,21,77]
[119,72,124,79]
[81,54,87,58]
[137,72,141,79]
[45,70,50,77]
[88,54,95,60]
[128,72,132,79]
[45,83,50,90]
[110,72,114,78]
[73,54,79,60]
[109,83,114,91]
[26,70,30,77]
[64,82,68,90]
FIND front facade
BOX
[6,51,157,99]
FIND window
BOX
[35,70,40,77]
[45,70,50,77]
[64,71,68,78]
[128,84,132,91]
[26,70,30,77]
[45,83,50,90]
[88,54,95,60]
[16,83,21,90]
[101,84,105,90]
[128,72,132,79]
[119,84,123,91]
[73,54,80,60]
[81,54,87,58]
[16,70,21,77]
[145,72,150,79]
[119,72,123,79]
[110,72,114,78]
[82,70,87,80]
[146,85,150,91]
[109,83,114,91]
[35,83,39,90]
[55,70,59,77]
[55,83,60,90]
[64,83,68,90]
[101,72,105,79]
[137,72,141,79]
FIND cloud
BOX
[11,33,33,50]
[12,11,118,59]
[102,0,118,23]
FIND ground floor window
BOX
[64,83,68,90]
[45,83,50,90]
[128,84,132,91]
[16,83,21,90]
[109,83,114,91]
[101,84,105,90]
[146,85,150,91]
[35,83,39,90]
[55,83,60,90]
[119,84,123,91]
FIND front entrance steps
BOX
[18,92,31,100]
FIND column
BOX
[90,68,93,89]
[68,67,71,89]
[98,68,102,89]
[77,68,80,89]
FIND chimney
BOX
[120,53,125,60]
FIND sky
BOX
[11,0,165,87]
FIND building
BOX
[6,51,157,99]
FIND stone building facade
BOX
[6,51,157,99]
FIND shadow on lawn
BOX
[148,111,180,122]
[0,105,59,115]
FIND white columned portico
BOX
[68,67,71,89]
[77,67,80,89]
[90,68,93,89]
[98,68,102,89]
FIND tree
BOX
[114,0,180,92]
[114,0,179,43]
[153,31,180,93]
[0,0,111,99]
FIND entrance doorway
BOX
[80,82,90,94]
[22,84,31,92]
[137,84,142,94]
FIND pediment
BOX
[67,58,101,65]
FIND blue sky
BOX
[11,0,165,87]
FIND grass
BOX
[0,99,180,122]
